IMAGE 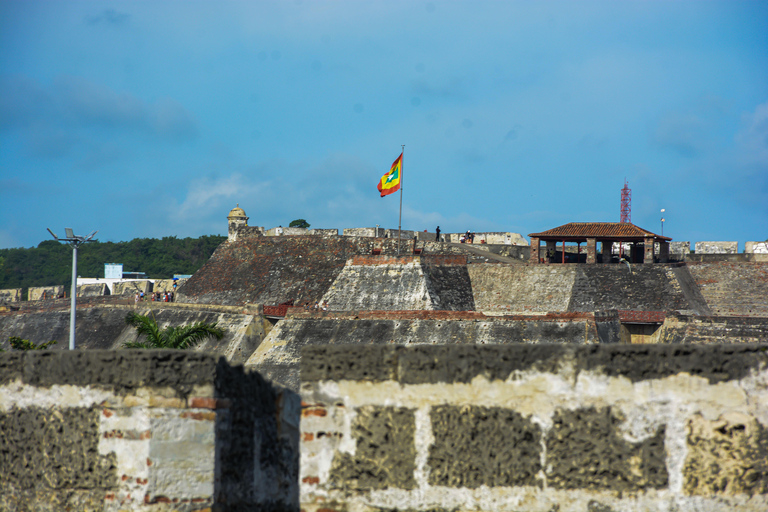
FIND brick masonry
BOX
[300,344,768,512]
[0,350,299,511]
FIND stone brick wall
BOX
[246,312,607,390]
[77,282,109,297]
[695,241,739,254]
[0,350,298,511]
[0,288,22,303]
[687,262,768,317]
[658,312,768,344]
[0,304,268,366]
[300,344,768,512]
[746,241,768,254]
[28,286,65,301]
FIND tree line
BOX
[0,235,226,292]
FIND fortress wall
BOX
[695,241,739,254]
[746,241,768,254]
[0,288,22,303]
[568,265,691,313]
[0,350,298,511]
[300,344,768,512]
[321,259,435,312]
[177,236,479,308]
[422,259,476,311]
[113,280,152,296]
[468,264,576,313]
[309,228,339,236]
[28,286,65,301]
[686,262,768,317]
[0,305,267,365]
[246,313,603,390]
[77,282,109,297]
[657,312,768,344]
[177,237,379,307]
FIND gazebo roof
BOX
[529,222,671,242]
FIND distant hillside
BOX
[0,235,226,292]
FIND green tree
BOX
[289,219,310,228]
[8,336,57,350]
[122,312,224,349]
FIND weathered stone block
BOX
[0,406,117,491]
[428,405,541,488]
[696,241,739,254]
[329,406,416,490]
[545,406,668,491]
[684,412,768,496]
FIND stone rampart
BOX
[113,280,152,296]
[696,241,739,254]
[300,344,768,512]
[28,286,65,301]
[657,312,768,344]
[309,228,339,236]
[687,262,768,317]
[0,288,22,303]
[670,241,691,257]
[246,312,609,390]
[568,264,692,313]
[77,282,109,297]
[0,304,268,365]
[746,241,768,254]
[0,350,298,511]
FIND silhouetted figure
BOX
[435,226,441,241]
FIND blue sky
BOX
[1,1,767,249]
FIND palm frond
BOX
[166,322,224,349]
[123,312,224,350]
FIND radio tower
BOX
[620,180,631,223]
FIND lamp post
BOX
[47,228,98,350]
[660,209,665,237]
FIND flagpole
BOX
[398,145,404,255]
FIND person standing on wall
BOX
[435,226,441,241]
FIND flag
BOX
[377,152,402,197]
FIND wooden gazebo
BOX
[528,222,672,264]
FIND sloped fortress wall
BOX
[300,344,768,512]
[687,262,768,317]
[0,351,298,511]
[247,311,608,391]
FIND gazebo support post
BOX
[644,236,654,264]
[530,237,541,263]
[586,238,597,264]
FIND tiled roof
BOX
[529,222,671,241]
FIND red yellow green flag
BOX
[377,152,402,197]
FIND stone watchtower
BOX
[227,204,249,242]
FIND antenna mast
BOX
[620,180,631,223]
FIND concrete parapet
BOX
[246,312,610,390]
[309,228,339,236]
[112,280,152,296]
[746,241,768,254]
[28,286,65,301]
[343,227,379,237]
[446,231,528,245]
[266,226,308,236]
[696,241,738,254]
[0,288,22,303]
[300,344,768,512]
[670,241,690,255]
[0,350,299,511]
[77,282,109,297]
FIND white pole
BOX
[69,243,77,350]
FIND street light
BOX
[47,227,98,350]
[660,209,665,237]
